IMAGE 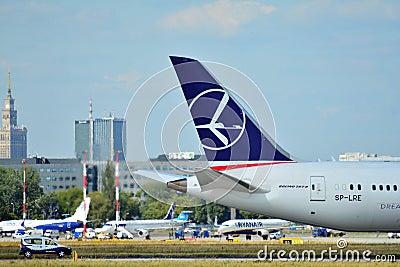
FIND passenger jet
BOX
[96,202,192,239]
[0,198,90,235]
[137,56,400,232]
[217,218,290,240]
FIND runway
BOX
[2,230,400,244]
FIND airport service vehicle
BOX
[19,236,72,258]
[13,229,43,239]
[312,227,329,237]
[116,230,134,239]
[12,231,27,239]
[312,227,345,237]
[73,228,96,239]
[269,231,284,240]
[97,233,112,240]
[388,232,400,238]
[138,56,400,232]
[43,229,60,239]
[85,228,97,239]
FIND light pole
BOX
[82,151,87,236]
[22,159,27,220]
[10,202,14,215]
[115,151,120,222]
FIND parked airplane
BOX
[217,218,290,240]
[0,219,24,236]
[24,198,91,232]
[137,56,400,232]
[95,202,192,239]
[0,198,91,236]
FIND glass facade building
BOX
[74,116,126,162]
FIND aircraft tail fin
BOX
[169,56,293,163]
[214,216,218,226]
[174,211,192,222]
[163,202,176,220]
[68,197,91,222]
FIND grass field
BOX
[0,260,398,267]
[1,239,398,265]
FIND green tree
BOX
[54,187,83,215]
[194,202,230,224]
[30,193,59,220]
[87,191,113,227]
[140,196,172,219]
[0,167,23,220]
[119,191,140,220]
[0,166,44,220]
[102,161,115,202]
[238,210,271,219]
[24,166,43,210]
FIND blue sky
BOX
[0,0,399,161]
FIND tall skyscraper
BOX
[0,70,27,158]
[74,102,126,162]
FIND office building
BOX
[0,156,99,194]
[339,152,400,162]
[74,101,126,162]
[93,116,125,162]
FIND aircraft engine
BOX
[256,229,269,238]
[137,229,149,238]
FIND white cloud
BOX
[318,106,342,119]
[103,71,142,91]
[0,60,9,70]
[159,0,275,36]
[288,0,400,20]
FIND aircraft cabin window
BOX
[312,184,315,190]
[349,184,354,190]
[342,184,346,190]
[357,184,361,191]
[335,184,339,190]
[394,185,398,191]
[387,185,391,191]
[372,184,376,191]
[379,185,384,191]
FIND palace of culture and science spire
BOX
[0,70,27,158]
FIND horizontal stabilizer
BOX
[200,168,270,193]
[134,170,188,184]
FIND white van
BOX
[116,230,134,239]
[43,230,60,239]
[26,229,44,236]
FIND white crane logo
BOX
[188,88,246,151]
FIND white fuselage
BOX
[218,219,290,235]
[0,220,24,234]
[186,161,400,231]
[99,219,184,235]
